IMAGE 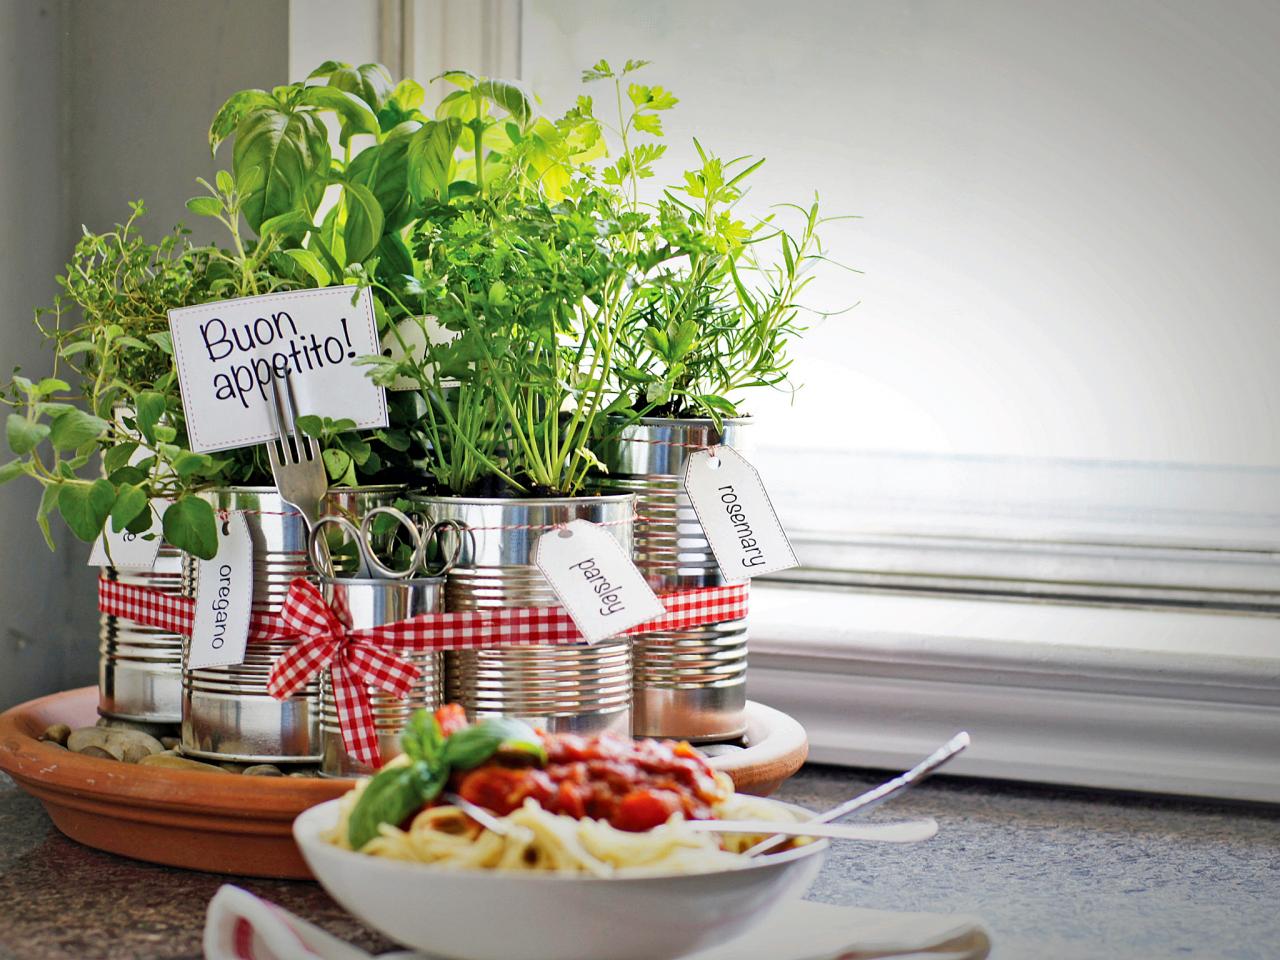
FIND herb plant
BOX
[579,60,848,424]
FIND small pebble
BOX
[219,762,249,774]
[160,736,181,750]
[288,770,319,778]
[138,754,225,773]
[68,726,165,763]
[243,764,284,777]
[78,746,114,760]
[39,723,72,745]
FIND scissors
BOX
[307,506,465,580]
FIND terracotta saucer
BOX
[0,687,807,878]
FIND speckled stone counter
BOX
[1,766,1277,960]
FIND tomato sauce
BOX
[451,730,730,832]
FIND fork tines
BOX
[268,374,318,465]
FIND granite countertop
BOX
[1,765,1277,960]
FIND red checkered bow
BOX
[266,578,422,768]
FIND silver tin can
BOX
[181,485,403,763]
[413,494,635,736]
[98,544,185,723]
[596,418,751,741]
[318,575,446,777]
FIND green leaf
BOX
[259,209,316,239]
[185,196,223,217]
[347,759,442,851]
[406,118,461,203]
[633,113,663,136]
[284,248,331,287]
[162,497,218,560]
[147,332,173,355]
[340,181,384,265]
[322,446,352,481]
[134,390,166,444]
[110,483,149,533]
[36,483,59,549]
[6,415,49,455]
[299,85,381,142]
[401,709,444,763]
[102,441,139,475]
[36,377,70,396]
[58,479,115,542]
[441,717,542,770]
[475,79,532,125]
[48,408,108,451]
[232,102,330,232]
[0,459,26,484]
[216,169,235,194]
[208,88,275,153]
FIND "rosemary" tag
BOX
[187,511,254,669]
[535,519,665,643]
[683,447,799,580]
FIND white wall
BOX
[522,0,1280,470]
[0,0,289,708]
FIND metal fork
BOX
[266,375,334,572]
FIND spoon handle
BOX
[744,730,970,857]
[686,817,938,843]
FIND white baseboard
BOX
[749,585,1280,803]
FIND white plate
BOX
[293,799,827,960]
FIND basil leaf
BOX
[441,717,542,771]
[401,709,444,763]
[347,759,443,851]
[341,181,384,265]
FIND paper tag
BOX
[683,447,799,580]
[88,508,164,570]
[187,512,254,669]
[535,519,665,643]
[167,286,387,453]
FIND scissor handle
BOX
[307,515,363,579]
[416,517,467,577]
[358,506,424,580]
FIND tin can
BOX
[413,494,635,736]
[181,485,402,763]
[98,544,185,723]
[318,575,446,777]
[596,418,751,741]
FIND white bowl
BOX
[293,799,827,960]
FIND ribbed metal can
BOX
[595,417,751,741]
[413,494,635,736]
[98,544,185,723]
[181,485,403,763]
[318,575,446,777]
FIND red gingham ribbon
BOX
[98,576,749,768]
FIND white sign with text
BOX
[683,447,799,581]
[535,519,665,643]
[168,286,387,453]
[187,511,254,670]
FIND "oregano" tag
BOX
[535,519,665,643]
[187,511,253,669]
[683,447,799,580]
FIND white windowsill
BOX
[748,583,1280,803]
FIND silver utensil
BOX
[745,730,971,858]
[443,792,517,835]
[266,374,332,566]
[684,817,938,843]
[441,792,936,844]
